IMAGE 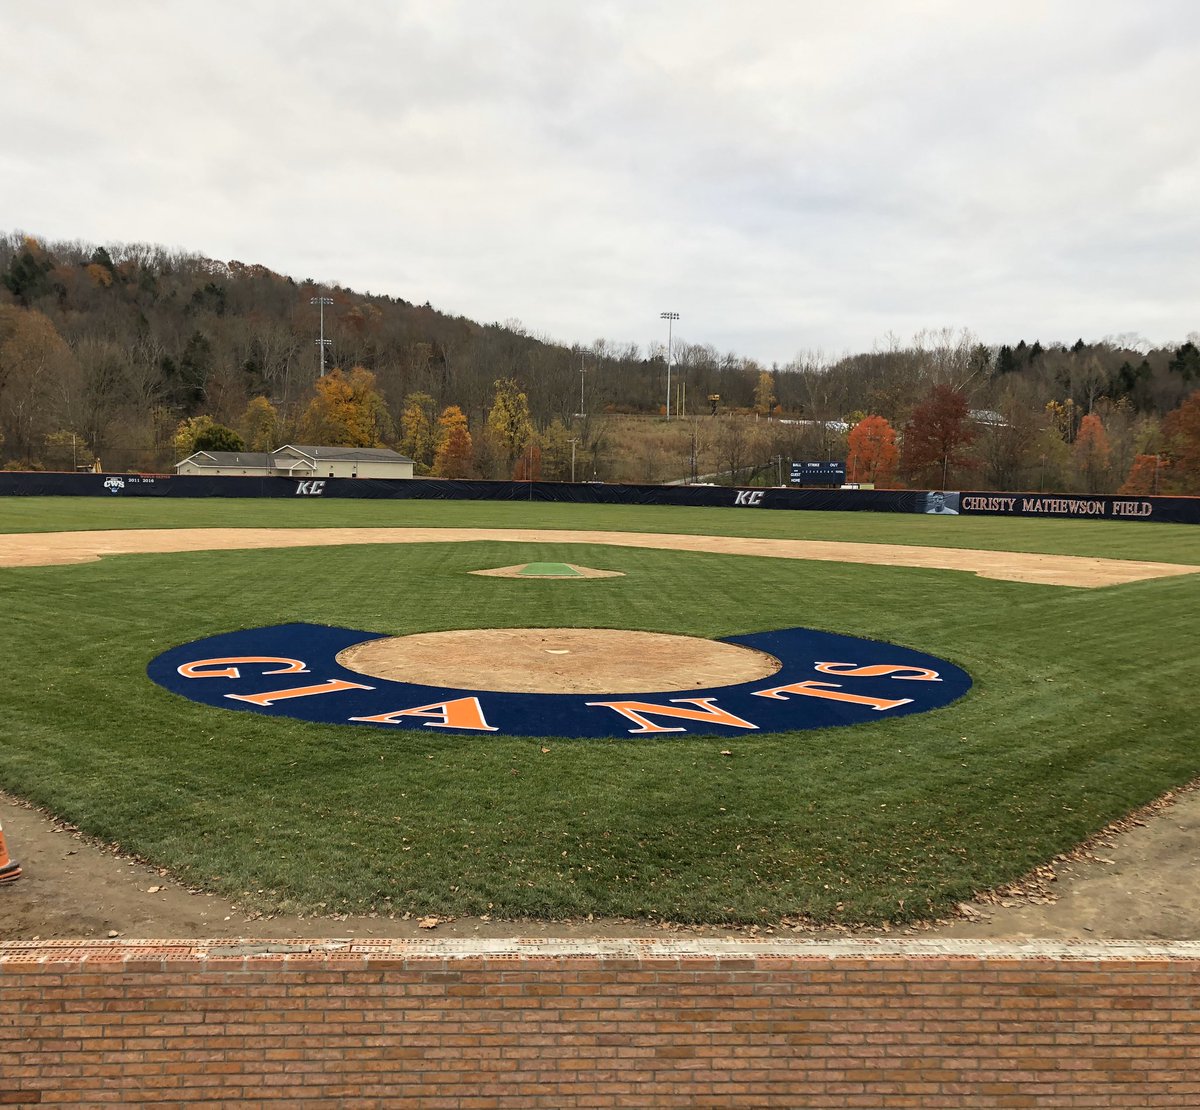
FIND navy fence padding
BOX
[1,470,1197,522]
[0,471,925,511]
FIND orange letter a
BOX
[350,697,498,732]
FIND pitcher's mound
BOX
[336,628,780,694]
[471,563,624,580]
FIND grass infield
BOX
[1,497,1198,925]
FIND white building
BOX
[176,445,415,479]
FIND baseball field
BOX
[1,496,1198,927]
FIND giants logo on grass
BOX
[147,625,971,739]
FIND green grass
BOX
[4,495,1200,563]
[2,509,1198,926]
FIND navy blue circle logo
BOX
[147,624,971,738]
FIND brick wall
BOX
[2,938,1199,1107]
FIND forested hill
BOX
[0,231,1197,493]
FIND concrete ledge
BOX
[5,935,1200,964]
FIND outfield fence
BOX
[2,470,1198,523]
[2,938,1198,1107]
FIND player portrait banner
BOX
[147,624,972,739]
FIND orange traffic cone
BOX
[0,818,21,884]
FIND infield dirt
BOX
[2,526,1198,586]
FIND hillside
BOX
[1,232,1197,491]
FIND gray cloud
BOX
[2,0,1197,363]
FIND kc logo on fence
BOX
[147,625,971,739]
[295,481,326,495]
[734,490,765,506]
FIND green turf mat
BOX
[518,562,582,576]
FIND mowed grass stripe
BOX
[3,495,1199,563]
[1,534,1197,925]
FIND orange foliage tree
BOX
[1163,389,1200,494]
[846,415,898,486]
[1071,412,1111,492]
[512,440,543,481]
[1117,454,1167,495]
[432,405,474,478]
[298,367,393,447]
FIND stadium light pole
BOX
[580,352,586,417]
[660,311,679,419]
[310,295,333,377]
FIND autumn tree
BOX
[298,367,393,447]
[486,378,533,471]
[1118,454,1167,495]
[1071,412,1111,492]
[173,415,217,458]
[175,415,251,458]
[900,384,976,488]
[0,305,80,464]
[239,396,280,452]
[846,415,898,486]
[432,405,473,478]
[512,438,543,481]
[399,392,438,472]
[753,370,776,417]
[539,418,573,481]
[1162,389,1200,494]
[69,337,128,459]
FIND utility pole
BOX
[568,437,580,483]
[660,311,679,419]
[579,353,587,417]
[310,295,333,377]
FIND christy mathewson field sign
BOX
[148,624,971,739]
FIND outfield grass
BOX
[2,508,1198,926]
[3,495,1200,563]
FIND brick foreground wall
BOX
[2,938,1199,1108]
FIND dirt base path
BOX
[5,783,1200,943]
[2,526,1197,586]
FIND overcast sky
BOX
[3,1,1198,364]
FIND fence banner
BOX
[958,491,1200,525]
[1,470,1196,522]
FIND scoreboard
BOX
[789,461,846,486]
